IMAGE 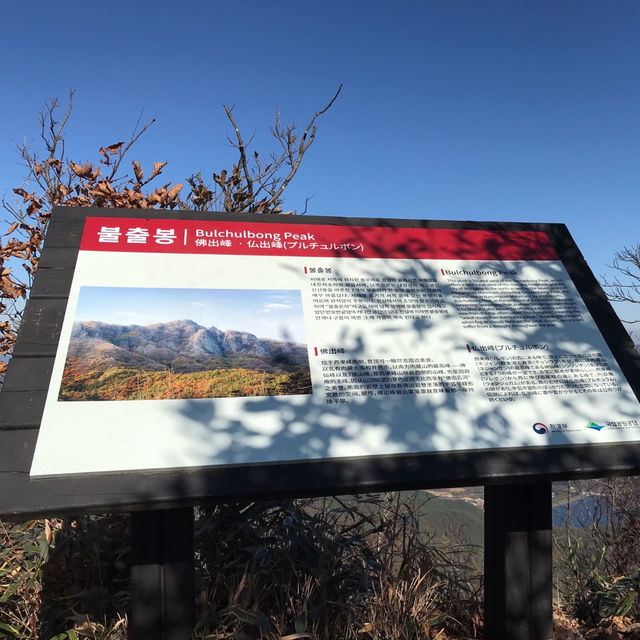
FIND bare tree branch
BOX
[190,85,341,215]
[265,84,342,210]
[602,245,640,306]
[107,112,157,180]
[2,87,342,383]
[223,105,255,209]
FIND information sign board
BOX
[29,215,640,476]
[2,208,640,515]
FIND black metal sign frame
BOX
[1,206,640,517]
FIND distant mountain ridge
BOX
[66,319,308,373]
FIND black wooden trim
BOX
[544,223,640,401]
[37,246,80,270]
[2,357,55,392]
[2,442,640,517]
[0,430,39,472]
[0,391,46,428]
[41,219,87,248]
[30,268,75,299]
[11,299,68,357]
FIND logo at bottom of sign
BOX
[532,421,605,435]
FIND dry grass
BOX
[1,516,129,640]
[6,486,640,638]
[1,493,482,640]
[193,494,482,639]
[7,492,640,639]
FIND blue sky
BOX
[74,287,307,343]
[2,1,640,325]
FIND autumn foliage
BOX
[0,86,341,380]
[1,122,183,375]
[58,362,312,401]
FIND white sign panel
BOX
[30,218,640,477]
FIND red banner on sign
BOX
[80,217,559,260]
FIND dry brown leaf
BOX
[69,162,92,178]
[0,276,25,298]
[105,141,124,154]
[5,222,18,235]
[150,161,167,180]
[27,201,42,215]
[93,181,114,195]
[44,520,52,544]
[132,160,143,183]
[167,183,183,201]
[47,158,62,171]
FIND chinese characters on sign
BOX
[91,222,365,255]
[29,216,640,477]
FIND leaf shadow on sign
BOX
[156,223,640,502]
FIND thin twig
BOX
[223,105,255,209]
[108,112,156,180]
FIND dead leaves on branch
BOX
[13,188,44,217]
[0,266,22,355]
[2,141,271,378]
[2,226,43,275]
[210,164,281,215]
[1,87,342,381]
[13,140,178,216]
[98,141,124,165]
[131,160,167,186]
[0,271,26,300]
[132,160,144,183]
[34,157,182,210]
[68,162,94,179]
[1,147,181,372]
[48,158,63,172]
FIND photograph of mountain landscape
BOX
[58,286,312,401]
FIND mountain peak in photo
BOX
[67,320,304,372]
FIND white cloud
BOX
[260,302,291,313]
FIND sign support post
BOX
[484,482,553,640]
[130,508,195,640]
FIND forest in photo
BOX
[59,318,312,401]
